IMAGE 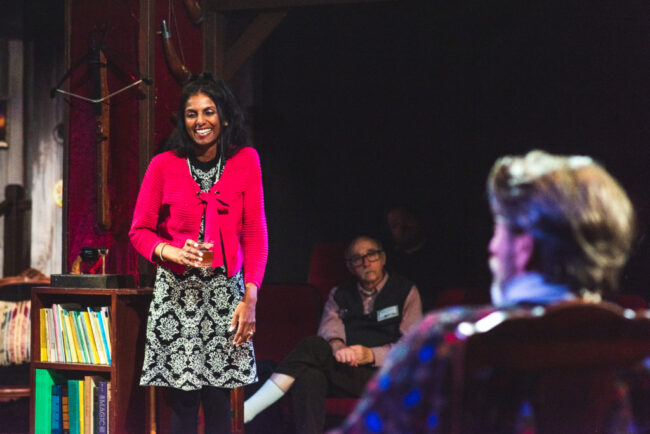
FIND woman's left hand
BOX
[231,282,258,345]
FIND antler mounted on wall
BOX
[161,20,193,83]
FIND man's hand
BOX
[333,344,374,367]
[349,345,374,365]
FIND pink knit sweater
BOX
[129,147,268,288]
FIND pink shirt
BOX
[317,272,423,366]
[129,147,268,288]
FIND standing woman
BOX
[130,73,268,433]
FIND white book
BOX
[54,304,70,362]
[45,309,57,362]
[51,304,63,362]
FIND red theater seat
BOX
[255,283,323,363]
[435,287,490,309]
[307,241,350,303]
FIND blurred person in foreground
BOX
[334,150,642,433]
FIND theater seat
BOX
[254,283,323,363]
[449,301,650,433]
[232,283,323,434]
[307,241,350,303]
[606,293,648,310]
[435,287,490,308]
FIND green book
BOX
[35,368,58,434]
[68,379,79,434]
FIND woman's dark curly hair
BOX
[164,72,248,159]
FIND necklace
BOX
[187,155,222,192]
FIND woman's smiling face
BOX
[184,92,221,149]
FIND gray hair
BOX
[487,150,635,293]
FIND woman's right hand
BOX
[156,239,212,267]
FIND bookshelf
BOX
[29,286,153,433]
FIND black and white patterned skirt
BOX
[140,265,257,390]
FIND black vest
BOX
[334,274,413,347]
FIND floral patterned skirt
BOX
[140,265,257,390]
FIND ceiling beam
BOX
[204,0,396,80]
[209,0,396,12]
[224,11,287,81]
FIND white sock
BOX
[244,379,286,423]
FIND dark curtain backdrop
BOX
[255,0,650,296]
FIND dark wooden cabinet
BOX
[29,286,152,433]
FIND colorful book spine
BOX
[100,307,111,359]
[96,311,111,365]
[70,312,86,364]
[92,379,100,434]
[78,380,84,434]
[40,308,48,362]
[68,379,79,434]
[74,312,90,364]
[97,381,108,434]
[87,308,107,365]
[51,305,63,362]
[46,309,57,362]
[82,312,100,365]
[65,311,83,363]
[52,384,63,434]
[63,310,78,363]
[56,305,72,363]
[106,383,111,434]
[84,375,102,434]
[34,368,56,433]
[61,385,70,434]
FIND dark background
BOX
[254,0,650,295]
[3,0,649,296]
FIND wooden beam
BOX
[62,0,72,273]
[204,11,227,78]
[224,11,287,81]
[138,0,156,287]
[138,0,155,176]
[209,0,396,12]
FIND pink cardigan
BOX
[129,147,268,288]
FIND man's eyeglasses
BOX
[346,250,383,267]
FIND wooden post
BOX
[231,386,245,434]
[203,10,227,78]
[138,0,156,288]
[1,184,31,276]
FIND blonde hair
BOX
[487,150,635,293]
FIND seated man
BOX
[244,235,423,433]
[334,150,638,433]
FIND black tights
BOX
[165,387,232,434]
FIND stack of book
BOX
[35,369,110,434]
[39,304,111,365]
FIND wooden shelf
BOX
[31,362,112,373]
[30,286,153,433]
